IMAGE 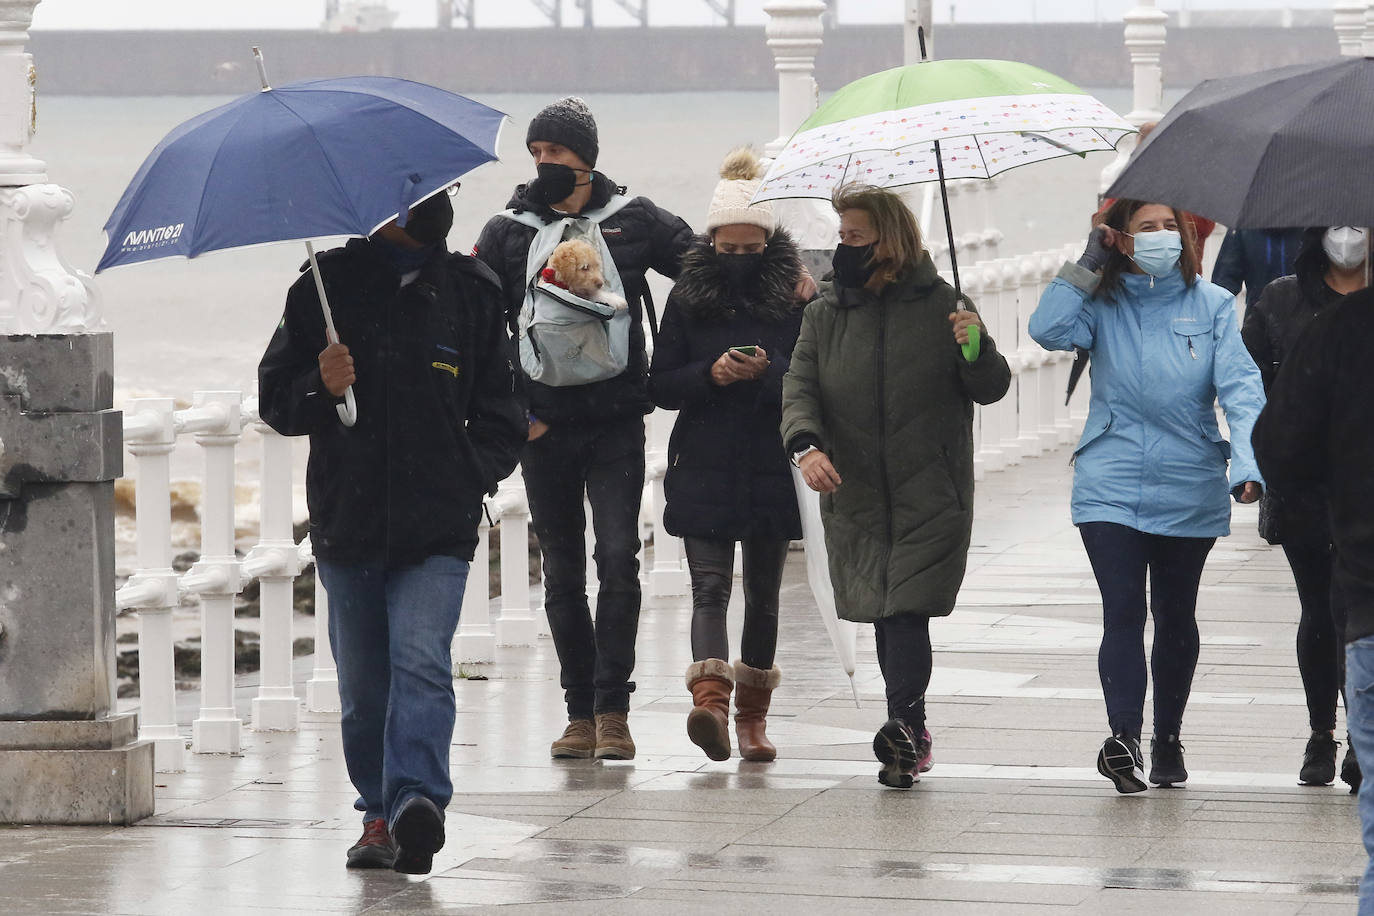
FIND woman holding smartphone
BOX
[649,148,806,763]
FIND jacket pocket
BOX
[1171,318,1212,363]
[1199,418,1232,460]
[940,446,967,512]
[1071,410,1113,465]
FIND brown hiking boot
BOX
[594,711,636,760]
[733,661,780,763]
[686,659,734,761]
[550,718,595,759]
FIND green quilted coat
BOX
[781,254,1011,622]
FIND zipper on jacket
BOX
[875,299,893,596]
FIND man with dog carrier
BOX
[473,97,693,760]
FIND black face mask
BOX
[400,192,454,246]
[372,235,437,274]
[530,162,589,208]
[832,242,878,288]
[717,252,764,291]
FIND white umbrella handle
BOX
[305,241,358,427]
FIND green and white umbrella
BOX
[755,58,1136,202]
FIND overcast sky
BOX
[31,0,1337,30]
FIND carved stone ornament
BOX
[0,184,101,333]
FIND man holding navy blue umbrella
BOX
[259,190,525,874]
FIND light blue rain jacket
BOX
[1028,262,1266,538]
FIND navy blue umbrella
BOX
[97,54,507,425]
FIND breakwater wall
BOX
[29,23,1340,96]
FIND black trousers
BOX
[1079,521,1215,739]
[522,416,645,720]
[874,614,933,731]
[1285,531,1345,731]
[682,536,789,669]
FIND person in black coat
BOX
[1252,284,1374,908]
[258,191,525,875]
[471,98,694,762]
[1244,226,1369,790]
[649,148,805,764]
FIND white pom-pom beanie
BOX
[705,148,775,236]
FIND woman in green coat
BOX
[781,184,1011,789]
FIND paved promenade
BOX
[0,443,1362,914]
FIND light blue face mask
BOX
[1127,228,1183,279]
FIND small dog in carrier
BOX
[541,238,627,310]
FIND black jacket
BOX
[1212,227,1306,306]
[1243,270,1345,542]
[1252,287,1374,642]
[649,232,805,542]
[258,239,526,568]
[472,172,693,426]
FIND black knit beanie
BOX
[525,97,599,168]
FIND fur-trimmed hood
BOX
[670,229,803,324]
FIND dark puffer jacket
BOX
[649,231,805,542]
[1242,231,1347,544]
[780,253,1012,622]
[258,239,526,568]
[473,172,693,425]
[1253,287,1374,642]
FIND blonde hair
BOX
[831,183,924,289]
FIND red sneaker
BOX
[346,818,397,869]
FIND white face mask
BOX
[1323,226,1368,271]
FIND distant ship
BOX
[321,1,398,33]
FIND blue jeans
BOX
[1347,634,1374,913]
[317,555,468,828]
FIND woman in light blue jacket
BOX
[1029,199,1265,795]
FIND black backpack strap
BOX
[641,283,659,346]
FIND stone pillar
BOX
[1364,2,1374,57]
[763,0,837,279]
[0,0,151,825]
[1099,0,1167,197]
[0,336,153,823]
[1334,1,1367,55]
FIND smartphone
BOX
[729,346,757,356]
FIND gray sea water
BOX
[33,89,1174,401]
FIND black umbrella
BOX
[1106,56,1374,228]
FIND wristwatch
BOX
[791,445,818,468]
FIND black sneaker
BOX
[1343,739,1363,794]
[874,719,919,789]
[1149,734,1187,787]
[1299,731,1338,786]
[391,796,445,875]
[1097,734,1147,794]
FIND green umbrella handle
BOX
[962,324,981,362]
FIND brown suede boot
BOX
[550,719,595,759]
[594,712,635,760]
[685,659,734,761]
[734,661,781,762]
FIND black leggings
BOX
[875,614,932,731]
[1285,532,1344,731]
[683,536,789,669]
[1080,522,1216,739]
